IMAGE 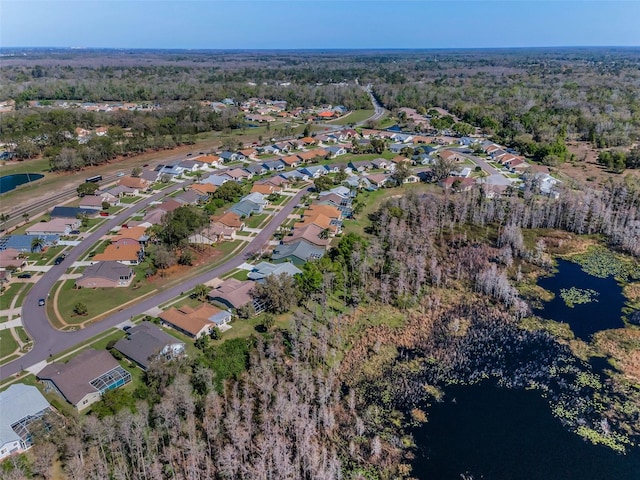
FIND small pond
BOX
[0,173,44,194]
[412,384,640,480]
[534,258,626,341]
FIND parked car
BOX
[69,230,80,235]
[54,254,66,265]
[117,172,125,177]
[38,298,45,306]
[100,212,110,216]
[17,273,32,279]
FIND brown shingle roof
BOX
[93,243,140,262]
[284,223,329,247]
[209,279,254,309]
[118,176,148,189]
[159,303,225,337]
[213,211,244,229]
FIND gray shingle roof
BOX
[113,322,184,370]
[0,384,50,447]
[272,239,325,264]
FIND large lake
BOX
[412,384,640,479]
[534,258,626,340]
[0,173,44,194]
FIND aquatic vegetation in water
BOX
[568,247,640,281]
[559,287,599,308]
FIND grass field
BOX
[245,213,269,228]
[0,283,24,310]
[55,278,157,325]
[0,331,19,360]
[328,109,375,125]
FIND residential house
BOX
[93,243,143,265]
[391,132,413,143]
[228,199,263,218]
[79,194,117,210]
[239,148,258,160]
[282,223,330,248]
[213,212,245,231]
[271,239,325,265]
[262,160,286,172]
[189,182,217,197]
[300,165,328,178]
[371,158,390,170]
[178,160,202,173]
[452,167,472,178]
[38,349,132,411]
[95,126,109,136]
[247,261,302,282]
[26,217,80,236]
[139,170,160,184]
[391,155,412,166]
[459,136,480,146]
[245,163,267,176]
[219,151,245,162]
[109,185,140,197]
[114,322,185,370]
[299,136,317,146]
[251,183,281,195]
[189,223,235,244]
[160,304,232,338]
[0,248,25,270]
[208,278,261,311]
[0,384,51,460]
[325,145,347,158]
[225,168,253,182]
[274,141,292,153]
[280,154,301,168]
[439,150,466,163]
[202,173,231,187]
[260,145,281,156]
[76,261,134,288]
[175,189,207,205]
[258,175,288,189]
[343,175,371,190]
[281,170,309,182]
[404,174,420,184]
[242,192,269,207]
[158,161,185,177]
[365,173,391,188]
[118,176,150,190]
[439,176,476,192]
[196,155,222,168]
[348,160,372,173]
[297,148,328,163]
[389,143,407,154]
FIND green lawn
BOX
[14,326,30,344]
[0,157,50,176]
[14,283,33,309]
[55,278,157,325]
[328,109,374,125]
[226,269,249,281]
[245,213,269,228]
[0,331,19,360]
[26,245,66,266]
[118,196,142,204]
[0,283,24,310]
[336,151,395,164]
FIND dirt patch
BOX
[147,246,223,284]
[560,141,640,188]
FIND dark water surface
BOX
[412,384,640,480]
[534,259,626,340]
[0,173,44,194]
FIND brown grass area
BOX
[592,328,640,382]
[561,141,640,188]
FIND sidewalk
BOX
[0,317,23,330]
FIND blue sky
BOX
[1,1,639,49]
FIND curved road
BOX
[0,184,310,380]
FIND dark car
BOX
[38,298,45,306]
[17,273,32,279]
[143,163,150,167]
[54,254,66,265]
[69,230,80,235]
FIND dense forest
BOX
[3,173,640,479]
[1,48,640,164]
